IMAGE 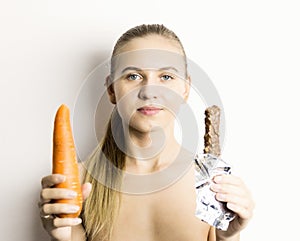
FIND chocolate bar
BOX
[194,105,236,231]
[203,105,221,157]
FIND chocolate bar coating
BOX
[203,105,221,157]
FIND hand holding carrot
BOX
[39,174,91,241]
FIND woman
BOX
[39,24,254,241]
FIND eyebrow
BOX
[121,66,142,73]
[121,66,179,74]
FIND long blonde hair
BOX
[82,23,187,241]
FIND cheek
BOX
[162,85,186,113]
[113,84,126,101]
[164,80,187,100]
[114,88,139,123]
[174,81,188,95]
[116,100,134,123]
[114,83,138,101]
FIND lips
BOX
[137,106,162,116]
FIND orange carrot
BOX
[52,104,83,218]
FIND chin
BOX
[130,120,171,134]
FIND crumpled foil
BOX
[194,153,236,231]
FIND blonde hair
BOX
[82,23,186,241]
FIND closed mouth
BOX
[137,106,163,115]
[137,106,162,111]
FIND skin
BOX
[39,35,254,241]
[40,174,90,241]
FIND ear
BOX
[106,75,116,104]
[183,75,191,102]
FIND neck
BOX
[123,122,180,174]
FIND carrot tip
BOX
[52,103,82,215]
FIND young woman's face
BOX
[109,35,190,134]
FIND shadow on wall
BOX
[32,188,50,241]
[33,51,111,240]
[73,50,114,163]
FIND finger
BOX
[42,203,80,215]
[213,174,244,187]
[50,226,71,241]
[212,175,250,198]
[40,188,78,201]
[215,192,246,205]
[41,174,66,188]
[215,192,254,218]
[38,198,51,207]
[227,202,253,220]
[210,182,246,197]
[81,182,92,200]
[214,183,253,206]
[52,217,82,228]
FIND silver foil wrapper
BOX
[194,153,236,231]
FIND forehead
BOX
[118,35,184,55]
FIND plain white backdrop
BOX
[1,0,299,240]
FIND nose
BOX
[138,85,158,100]
[138,71,165,100]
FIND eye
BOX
[161,74,174,81]
[127,73,142,81]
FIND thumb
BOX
[81,182,92,200]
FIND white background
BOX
[1,0,299,240]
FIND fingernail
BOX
[216,193,226,201]
[72,218,82,225]
[227,203,236,210]
[210,183,219,191]
[67,191,77,198]
[86,182,92,191]
[58,175,66,182]
[214,176,222,183]
[69,206,80,212]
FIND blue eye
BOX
[127,74,142,81]
[161,75,174,81]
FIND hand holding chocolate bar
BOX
[194,105,236,231]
